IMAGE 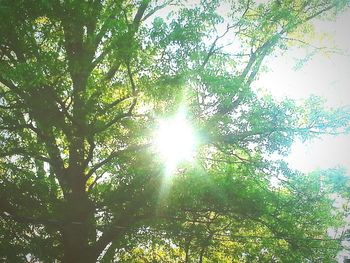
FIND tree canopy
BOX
[1,0,350,262]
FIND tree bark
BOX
[184,237,191,263]
[60,168,95,263]
[199,246,206,263]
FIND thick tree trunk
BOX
[62,239,95,263]
[60,168,96,263]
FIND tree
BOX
[0,0,349,262]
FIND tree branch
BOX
[85,143,150,181]
[0,197,60,227]
[133,0,150,28]
[0,147,51,163]
[141,1,173,22]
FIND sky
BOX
[256,7,350,174]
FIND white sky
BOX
[256,8,350,174]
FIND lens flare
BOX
[154,111,197,173]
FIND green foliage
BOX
[0,0,349,262]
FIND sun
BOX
[154,110,197,172]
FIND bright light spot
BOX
[154,111,197,172]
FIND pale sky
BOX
[256,7,350,174]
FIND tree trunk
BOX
[184,236,192,263]
[199,246,205,263]
[60,169,95,263]
[184,246,190,263]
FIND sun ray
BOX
[154,110,197,175]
